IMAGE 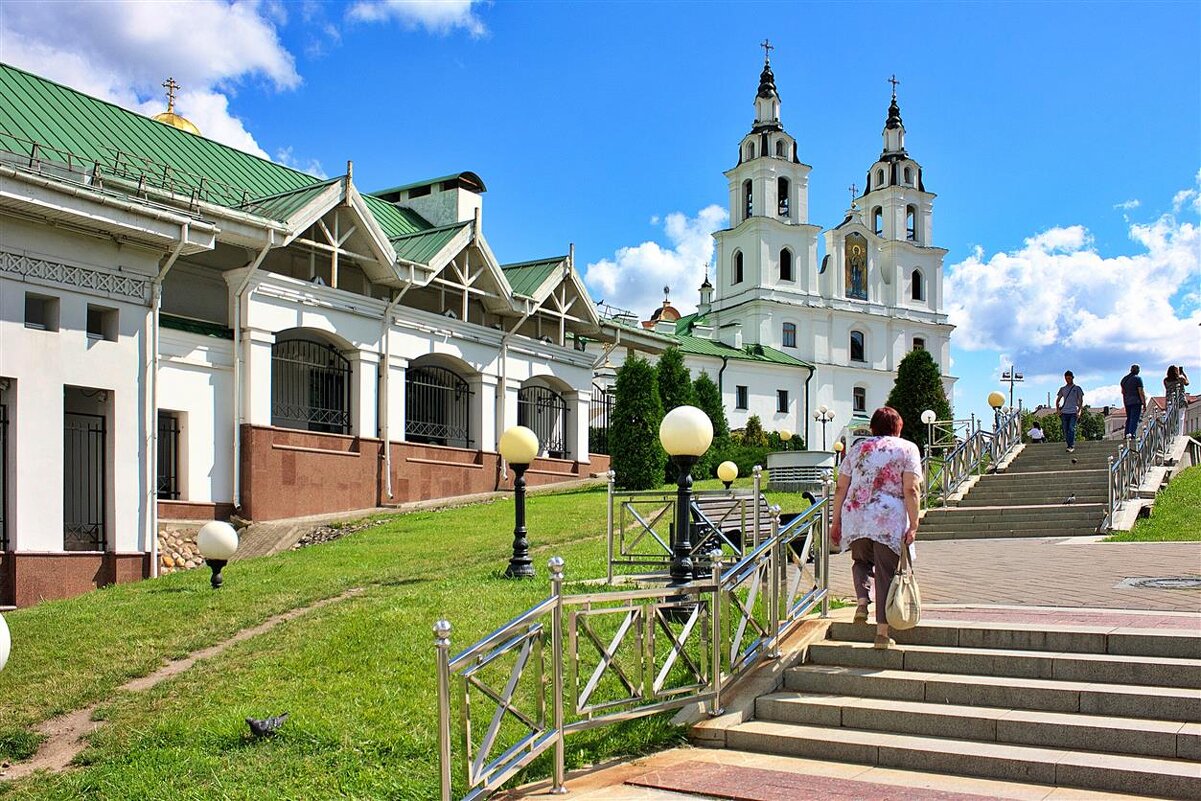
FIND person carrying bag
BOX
[885,545,922,631]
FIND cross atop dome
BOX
[885,73,904,131]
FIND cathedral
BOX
[657,48,956,447]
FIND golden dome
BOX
[151,77,200,135]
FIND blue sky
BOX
[4,0,1198,423]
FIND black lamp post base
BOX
[504,559,535,579]
[206,558,228,589]
[504,464,535,580]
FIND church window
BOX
[906,205,917,241]
[876,168,885,187]
[872,207,884,236]
[911,269,924,301]
[853,386,867,413]
[735,385,749,410]
[843,232,868,300]
[775,140,785,157]
[745,142,755,161]
[904,166,913,185]
[779,248,793,281]
[850,330,866,363]
[777,177,790,217]
[782,322,796,348]
[733,250,744,284]
[913,337,926,351]
[777,390,790,413]
[743,180,753,221]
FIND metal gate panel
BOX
[0,402,7,550]
[64,411,106,551]
[157,412,180,500]
[271,339,351,435]
[518,387,568,460]
[589,383,614,455]
[406,366,472,448]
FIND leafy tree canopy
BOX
[885,349,952,449]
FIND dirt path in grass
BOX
[0,588,364,783]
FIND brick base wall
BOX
[0,552,150,607]
[239,425,611,521]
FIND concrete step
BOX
[826,621,1201,659]
[923,506,1103,521]
[920,514,1102,528]
[918,527,1100,540]
[981,468,1108,480]
[957,496,1107,508]
[806,640,1201,689]
[726,719,1201,799]
[783,665,1201,721]
[918,520,1099,533]
[1008,460,1117,474]
[754,693,1201,760]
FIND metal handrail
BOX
[435,479,833,800]
[1103,391,1183,530]
[921,407,1022,511]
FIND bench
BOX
[691,493,775,554]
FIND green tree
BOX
[742,414,769,448]
[656,346,694,412]
[610,355,666,489]
[885,349,952,449]
[692,371,729,479]
[1079,408,1106,441]
[1024,411,1062,443]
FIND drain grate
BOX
[1118,576,1201,590]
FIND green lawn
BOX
[1106,465,1201,542]
[0,477,813,799]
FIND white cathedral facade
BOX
[661,54,955,447]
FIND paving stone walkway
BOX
[827,537,1201,612]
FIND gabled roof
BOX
[672,313,812,367]
[501,256,566,297]
[391,222,471,265]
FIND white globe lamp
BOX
[920,409,937,425]
[658,406,713,586]
[717,460,738,489]
[197,520,239,589]
[0,612,9,672]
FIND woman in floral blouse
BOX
[829,406,922,649]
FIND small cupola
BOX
[699,267,714,312]
[882,74,906,155]
[643,285,682,334]
[752,39,782,132]
[151,77,200,136]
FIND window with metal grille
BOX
[0,399,7,551]
[735,385,748,410]
[589,383,615,455]
[406,365,472,449]
[64,411,105,551]
[157,411,181,500]
[271,338,352,435]
[782,322,796,348]
[518,386,568,459]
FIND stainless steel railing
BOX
[921,407,1022,511]
[435,480,833,800]
[1103,392,1182,531]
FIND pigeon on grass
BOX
[247,712,289,738]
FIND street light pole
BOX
[1001,366,1024,411]
[813,406,835,450]
[500,426,541,579]
[659,406,714,587]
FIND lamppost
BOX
[921,408,937,462]
[500,425,540,579]
[659,405,714,587]
[197,520,239,589]
[717,460,739,490]
[1001,366,1024,411]
[813,405,835,450]
[833,440,844,466]
[0,611,9,672]
[779,428,793,451]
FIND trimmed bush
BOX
[611,355,666,489]
[693,371,730,479]
[885,349,952,449]
[656,346,694,412]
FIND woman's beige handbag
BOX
[885,546,922,630]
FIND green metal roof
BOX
[161,313,233,340]
[240,179,340,221]
[369,171,487,197]
[669,312,812,367]
[501,257,565,297]
[391,222,469,265]
[362,194,431,238]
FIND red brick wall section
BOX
[240,425,612,521]
[6,553,149,607]
[157,500,236,521]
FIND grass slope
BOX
[1106,465,1201,542]
[0,479,809,799]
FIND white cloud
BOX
[947,175,1201,383]
[346,0,487,37]
[584,206,727,317]
[275,147,328,180]
[1114,199,1140,211]
[0,0,299,157]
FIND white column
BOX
[470,374,499,451]
[384,354,407,442]
[346,349,380,438]
[242,327,275,426]
[501,382,521,445]
[567,389,591,463]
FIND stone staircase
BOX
[722,619,1201,799]
[921,439,1119,540]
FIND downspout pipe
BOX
[717,355,730,394]
[231,235,274,510]
[380,283,414,499]
[802,364,815,450]
[148,222,189,578]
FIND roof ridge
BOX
[388,219,469,240]
[501,255,568,269]
[241,177,341,205]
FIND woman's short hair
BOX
[870,406,904,437]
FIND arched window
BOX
[733,250,744,284]
[743,180,753,221]
[906,205,917,241]
[779,248,793,281]
[913,337,926,351]
[775,140,785,157]
[904,166,912,185]
[876,168,885,187]
[271,336,351,434]
[872,207,884,236]
[853,386,867,413]
[782,322,796,348]
[777,176,790,217]
[406,365,472,448]
[518,385,568,459]
[746,142,755,161]
[850,330,865,362]
[911,269,924,301]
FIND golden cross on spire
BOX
[761,38,774,61]
[888,73,900,99]
[162,77,180,113]
[848,182,858,206]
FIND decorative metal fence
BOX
[922,408,1022,510]
[517,387,568,459]
[435,484,832,800]
[64,412,106,551]
[271,339,352,435]
[1104,392,1182,531]
[406,366,473,449]
[156,412,181,500]
[588,383,614,455]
